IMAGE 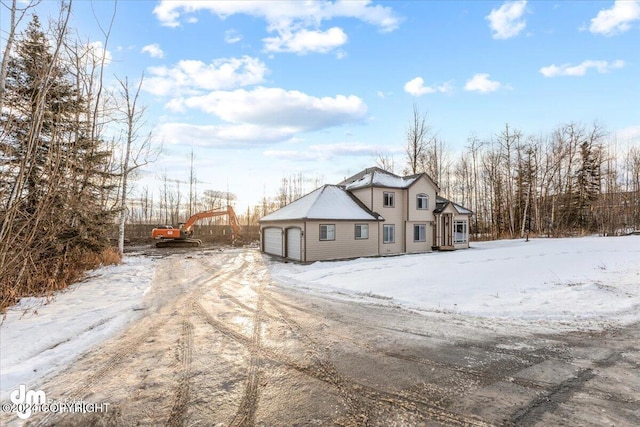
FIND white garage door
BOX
[286,228,302,261]
[263,228,283,256]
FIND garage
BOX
[263,227,283,257]
[286,228,302,261]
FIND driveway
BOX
[20,248,640,426]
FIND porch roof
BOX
[434,196,473,215]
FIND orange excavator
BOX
[151,206,242,248]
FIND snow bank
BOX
[0,256,154,400]
[269,236,640,325]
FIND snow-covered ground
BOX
[0,256,155,400]
[1,236,638,404]
[269,236,640,325]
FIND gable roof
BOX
[338,167,399,186]
[343,169,418,190]
[340,167,440,192]
[434,196,473,215]
[260,185,382,222]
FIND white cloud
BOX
[156,88,368,147]
[263,27,348,54]
[143,56,268,96]
[539,60,625,77]
[153,0,400,53]
[589,0,640,36]
[486,0,528,39]
[154,1,400,30]
[264,142,401,161]
[263,149,323,161]
[224,29,243,44]
[403,77,452,96]
[141,43,164,58]
[181,87,367,129]
[464,74,505,93]
[77,41,112,67]
[615,125,640,143]
[156,123,297,147]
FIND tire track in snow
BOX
[260,289,493,427]
[166,319,194,427]
[228,283,264,427]
[32,252,240,427]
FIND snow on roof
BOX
[453,204,473,215]
[345,169,419,190]
[260,185,381,221]
[435,196,473,215]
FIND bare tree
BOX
[375,152,396,173]
[405,101,431,175]
[466,135,485,237]
[114,74,158,254]
[424,137,451,194]
[188,148,196,217]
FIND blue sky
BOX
[3,0,640,213]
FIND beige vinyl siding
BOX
[368,187,405,255]
[405,221,434,253]
[349,187,373,211]
[405,176,436,253]
[305,220,379,261]
[407,177,437,223]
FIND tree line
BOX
[397,104,640,240]
[0,3,150,310]
[125,171,322,230]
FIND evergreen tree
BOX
[0,14,117,309]
[1,15,78,214]
[575,140,602,230]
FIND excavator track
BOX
[155,238,202,248]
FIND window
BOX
[355,224,369,239]
[383,224,395,243]
[414,224,426,242]
[454,220,468,244]
[383,191,395,207]
[417,194,429,210]
[319,224,335,241]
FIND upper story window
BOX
[319,224,335,241]
[417,194,429,210]
[383,191,395,207]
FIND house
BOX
[259,167,472,262]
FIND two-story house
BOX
[259,167,472,262]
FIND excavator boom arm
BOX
[182,208,226,232]
[181,206,242,240]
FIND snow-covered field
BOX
[1,236,638,404]
[0,256,155,400]
[269,235,640,325]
